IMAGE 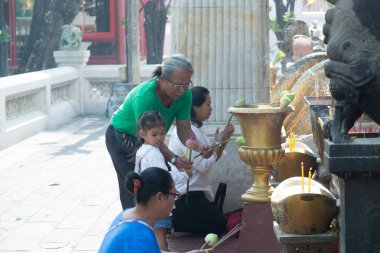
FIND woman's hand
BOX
[163,249,213,253]
[175,156,193,171]
[186,249,214,253]
[213,124,235,160]
[185,167,193,178]
[217,124,235,143]
[198,145,215,159]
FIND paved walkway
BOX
[0,116,240,253]
[0,116,120,252]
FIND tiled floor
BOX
[0,116,240,252]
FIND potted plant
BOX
[0,29,11,43]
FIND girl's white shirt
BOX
[134,143,188,185]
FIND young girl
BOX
[134,110,191,251]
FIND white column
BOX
[53,50,90,115]
[172,0,270,123]
[126,0,140,84]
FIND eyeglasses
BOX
[166,78,193,91]
[166,191,181,201]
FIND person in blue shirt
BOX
[99,167,211,253]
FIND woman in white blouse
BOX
[168,86,234,235]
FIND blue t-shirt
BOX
[99,213,160,253]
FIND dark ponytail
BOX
[125,167,173,204]
[152,66,163,78]
[152,54,193,79]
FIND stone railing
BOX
[0,67,80,149]
[0,49,132,150]
[0,65,128,150]
[82,65,121,116]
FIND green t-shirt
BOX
[110,79,191,136]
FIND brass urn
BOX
[228,104,293,202]
[273,142,317,182]
[271,177,337,234]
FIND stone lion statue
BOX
[60,25,82,51]
[323,0,380,143]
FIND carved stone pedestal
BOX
[236,202,279,253]
[324,138,380,253]
[273,222,338,253]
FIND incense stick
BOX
[193,139,231,159]
[226,114,233,128]
[211,223,243,249]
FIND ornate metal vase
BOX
[228,104,292,202]
[271,177,337,234]
[273,142,317,182]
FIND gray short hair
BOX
[152,54,194,79]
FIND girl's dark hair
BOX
[190,86,210,127]
[125,167,173,204]
[131,111,166,162]
[138,110,165,133]
[137,110,165,145]
[152,54,194,79]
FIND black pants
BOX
[105,124,137,210]
[172,191,227,235]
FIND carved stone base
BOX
[273,222,339,253]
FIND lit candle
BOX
[301,162,304,192]
[308,168,312,193]
[292,135,296,152]
[328,106,332,119]
[289,132,294,152]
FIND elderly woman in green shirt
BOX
[105,54,213,210]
